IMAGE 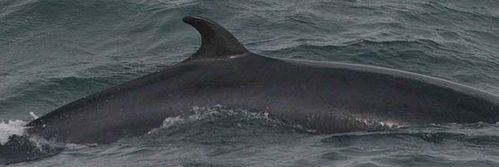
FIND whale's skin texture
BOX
[25,16,499,144]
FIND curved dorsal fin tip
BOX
[183,16,249,60]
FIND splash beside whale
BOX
[20,16,499,145]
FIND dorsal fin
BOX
[183,16,249,61]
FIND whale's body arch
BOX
[26,16,499,144]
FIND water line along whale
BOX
[25,16,499,144]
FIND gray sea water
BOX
[1,0,499,166]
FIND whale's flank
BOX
[22,16,499,147]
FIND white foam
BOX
[0,120,27,145]
[155,104,299,130]
[146,105,287,135]
[161,116,185,128]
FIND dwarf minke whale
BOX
[25,16,499,144]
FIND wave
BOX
[0,120,27,145]
[145,105,313,145]
[0,105,311,164]
[322,123,499,147]
[0,120,63,164]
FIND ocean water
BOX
[1,0,499,166]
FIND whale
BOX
[23,16,499,145]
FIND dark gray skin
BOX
[26,16,499,144]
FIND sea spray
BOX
[0,120,63,164]
[0,120,27,145]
